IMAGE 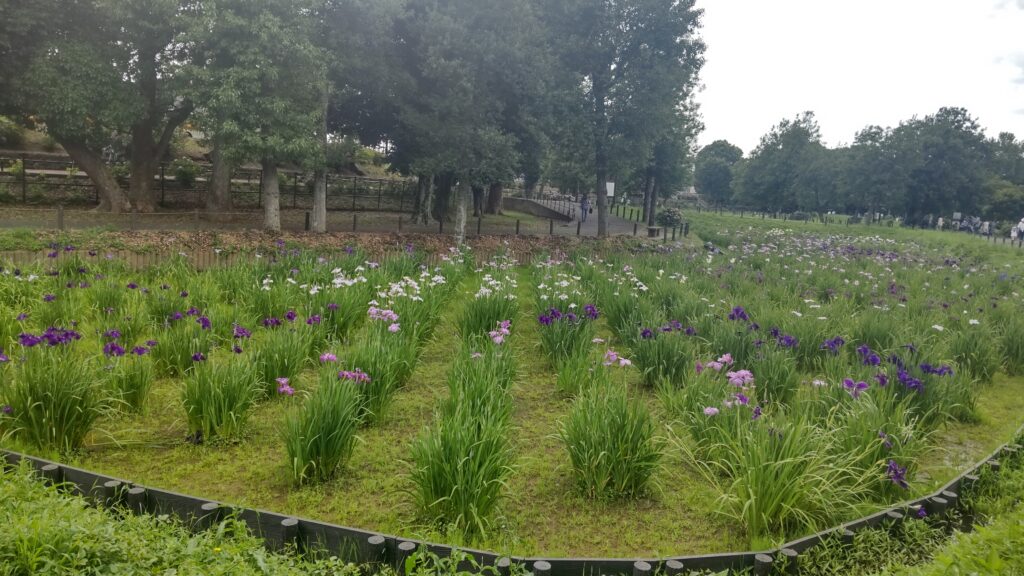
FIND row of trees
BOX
[695,108,1024,224]
[0,0,706,235]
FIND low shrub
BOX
[251,326,313,396]
[409,402,514,541]
[655,207,684,228]
[559,381,662,499]
[182,357,261,441]
[105,353,155,413]
[284,371,362,485]
[3,346,103,453]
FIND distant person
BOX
[580,195,591,223]
[936,217,944,231]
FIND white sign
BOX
[606,182,615,197]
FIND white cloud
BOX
[695,0,1024,150]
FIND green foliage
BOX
[284,372,362,485]
[170,157,200,189]
[3,347,103,454]
[182,357,261,441]
[655,207,685,228]
[0,116,23,147]
[150,318,216,377]
[537,314,596,367]
[1000,314,1024,376]
[105,355,155,414]
[343,328,416,424]
[409,343,515,540]
[251,327,314,396]
[559,381,662,499]
[0,463,366,575]
[950,326,1000,384]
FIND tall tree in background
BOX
[192,0,323,231]
[388,0,534,230]
[547,0,705,236]
[694,139,743,205]
[735,112,821,212]
[896,107,991,224]
[9,0,198,212]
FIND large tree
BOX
[896,107,991,224]
[387,0,536,230]
[735,112,822,212]
[12,0,197,212]
[694,139,743,206]
[191,0,324,231]
[547,0,705,236]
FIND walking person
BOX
[580,195,591,224]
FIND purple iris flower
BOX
[886,460,909,489]
[843,378,869,399]
[103,342,126,357]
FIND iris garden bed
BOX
[1,217,1023,562]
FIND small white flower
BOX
[969,319,980,325]
[932,325,945,332]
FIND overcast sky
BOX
[694,0,1024,153]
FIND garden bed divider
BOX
[3,425,1023,575]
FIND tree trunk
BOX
[592,73,610,237]
[61,139,125,213]
[641,170,653,222]
[413,174,433,224]
[262,160,281,232]
[207,134,233,212]
[485,182,504,215]
[432,172,454,223]
[648,177,658,227]
[456,179,470,245]
[311,81,330,233]
[129,153,158,212]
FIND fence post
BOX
[549,219,554,235]
[352,178,357,211]
[377,180,383,211]
[633,222,637,236]
[21,153,27,202]
[576,221,581,236]
[684,222,689,237]
[57,204,64,230]
[515,219,520,235]
[160,164,166,205]
[304,212,311,232]
[352,213,358,232]
[292,173,298,208]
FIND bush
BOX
[284,371,362,485]
[182,357,261,441]
[0,116,24,148]
[170,157,200,189]
[3,347,103,453]
[559,381,662,499]
[655,207,684,228]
